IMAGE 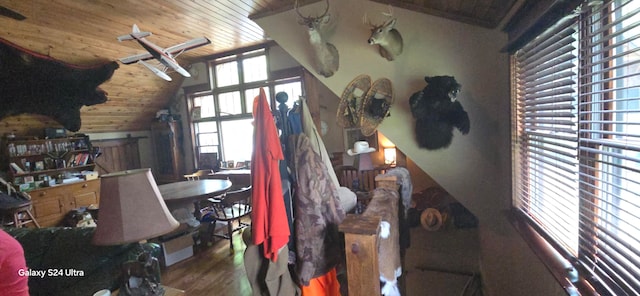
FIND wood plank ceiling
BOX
[0,0,517,135]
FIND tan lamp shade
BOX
[92,168,179,245]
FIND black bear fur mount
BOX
[0,36,118,132]
[409,76,470,150]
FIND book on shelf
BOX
[10,162,25,174]
[71,153,90,167]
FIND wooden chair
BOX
[0,195,40,228]
[183,169,211,181]
[202,186,252,254]
[335,165,387,192]
[335,165,360,190]
[197,152,219,171]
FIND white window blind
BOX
[513,15,580,254]
[513,0,640,294]
[578,0,640,294]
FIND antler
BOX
[363,5,395,27]
[382,4,394,18]
[362,12,372,26]
[295,0,330,20]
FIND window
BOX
[188,45,303,165]
[512,0,640,294]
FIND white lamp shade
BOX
[92,168,179,245]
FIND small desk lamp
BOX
[384,147,397,167]
[92,168,179,296]
[348,141,375,171]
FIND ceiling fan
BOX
[0,6,26,21]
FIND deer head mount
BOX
[364,7,404,61]
[295,0,339,77]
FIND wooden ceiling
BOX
[0,0,518,135]
[371,0,519,29]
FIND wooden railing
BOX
[338,174,401,296]
[334,165,387,192]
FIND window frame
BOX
[511,0,640,295]
[185,43,305,168]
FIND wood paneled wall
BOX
[91,137,143,175]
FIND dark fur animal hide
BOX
[0,37,118,132]
[409,76,470,150]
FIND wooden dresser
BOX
[28,179,100,227]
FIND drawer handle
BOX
[82,184,88,188]
[39,192,46,196]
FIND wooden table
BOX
[159,179,232,206]
[158,179,232,218]
[208,169,251,190]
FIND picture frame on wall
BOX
[343,128,378,152]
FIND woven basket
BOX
[360,78,393,136]
[337,74,372,128]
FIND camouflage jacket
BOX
[290,134,346,285]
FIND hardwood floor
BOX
[162,232,252,296]
[161,223,483,296]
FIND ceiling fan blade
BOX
[0,6,26,21]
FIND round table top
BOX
[158,179,232,204]
[210,169,251,176]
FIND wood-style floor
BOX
[162,232,252,296]
[161,225,482,296]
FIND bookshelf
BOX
[3,135,96,191]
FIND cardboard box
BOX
[161,234,194,266]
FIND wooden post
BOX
[374,174,398,190]
[338,174,401,296]
[338,214,381,296]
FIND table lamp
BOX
[384,147,397,167]
[92,168,179,296]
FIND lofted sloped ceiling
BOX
[369,0,519,28]
[0,0,518,135]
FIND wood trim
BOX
[501,0,582,53]
[198,41,276,62]
[508,209,598,296]
[183,83,211,95]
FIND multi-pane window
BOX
[513,0,640,294]
[188,46,302,166]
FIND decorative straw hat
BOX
[420,208,443,231]
[337,74,372,128]
[360,78,393,136]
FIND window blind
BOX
[513,15,580,255]
[578,0,640,294]
[513,0,640,294]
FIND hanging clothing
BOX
[243,228,301,296]
[290,134,346,285]
[300,267,341,296]
[299,100,356,212]
[288,101,303,135]
[251,87,290,262]
[299,100,338,187]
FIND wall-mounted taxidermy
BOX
[295,0,339,78]
[409,76,470,150]
[0,37,118,132]
[364,7,403,61]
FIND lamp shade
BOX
[92,168,179,245]
[356,153,374,171]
